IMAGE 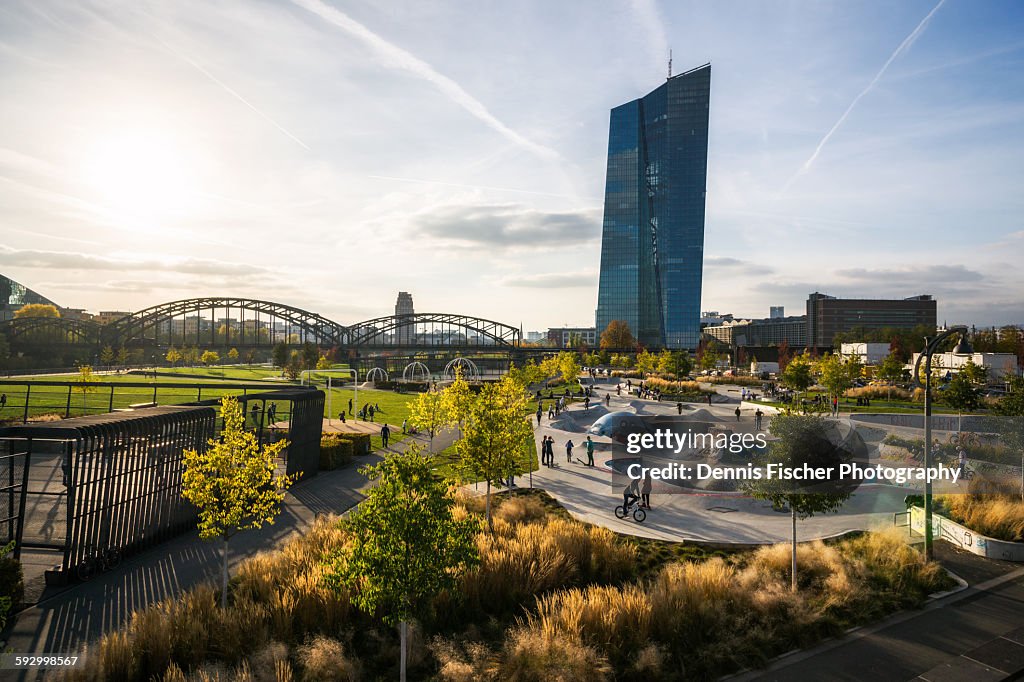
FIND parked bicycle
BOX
[76,546,122,581]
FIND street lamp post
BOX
[302,368,358,426]
[912,325,972,560]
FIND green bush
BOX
[340,433,371,456]
[319,435,355,471]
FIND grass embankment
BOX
[54,491,950,682]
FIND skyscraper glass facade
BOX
[595,64,710,349]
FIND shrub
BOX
[319,435,354,470]
[0,541,24,620]
[640,377,708,397]
[339,433,371,456]
[494,495,549,525]
[844,386,911,401]
[295,636,359,681]
[498,627,612,681]
[938,491,1024,542]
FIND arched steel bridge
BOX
[1,297,521,350]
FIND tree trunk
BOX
[791,507,798,592]
[400,620,407,682]
[485,480,492,532]
[222,537,229,609]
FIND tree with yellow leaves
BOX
[182,396,292,607]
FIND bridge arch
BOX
[346,313,519,349]
[101,298,349,348]
[0,317,100,346]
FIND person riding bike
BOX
[622,478,640,513]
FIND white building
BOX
[910,351,1019,382]
[840,343,891,365]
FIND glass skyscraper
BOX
[595,63,710,349]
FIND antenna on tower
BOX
[668,49,672,78]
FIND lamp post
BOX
[302,368,358,427]
[912,325,972,560]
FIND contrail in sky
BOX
[155,38,311,151]
[289,0,561,161]
[782,0,946,193]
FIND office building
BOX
[770,306,785,319]
[703,316,807,348]
[595,63,711,349]
[547,327,597,348]
[806,293,936,349]
[394,291,415,345]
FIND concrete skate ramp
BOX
[550,405,608,433]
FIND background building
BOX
[806,292,936,349]
[1,273,61,321]
[394,291,415,345]
[595,63,711,349]
[547,326,597,348]
[840,342,891,365]
[910,351,1019,382]
[769,306,785,319]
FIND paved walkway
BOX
[740,544,1024,681]
[4,428,456,681]
[528,378,907,544]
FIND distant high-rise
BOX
[595,63,711,349]
[394,291,415,345]
[770,306,785,319]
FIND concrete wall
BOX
[911,506,1024,562]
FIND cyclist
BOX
[622,478,640,514]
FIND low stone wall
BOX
[850,413,989,432]
[910,506,1024,562]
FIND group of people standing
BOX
[539,434,595,467]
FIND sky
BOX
[1,0,1022,331]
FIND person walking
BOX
[538,437,547,467]
[641,473,653,509]
[339,412,346,424]
[605,393,610,406]
[585,436,595,467]
[0,393,6,409]
[401,418,407,434]
[707,393,713,406]
[380,423,391,449]
[584,396,590,410]
[677,401,683,415]
[536,405,543,426]
[545,436,554,466]
[267,402,277,424]
[348,398,353,415]
[755,408,764,431]
[565,439,575,463]
[735,406,741,421]
[958,447,967,480]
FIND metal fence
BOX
[0,387,325,580]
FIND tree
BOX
[777,340,793,372]
[302,342,319,370]
[244,349,257,366]
[699,348,722,372]
[99,345,115,366]
[409,386,450,452]
[442,367,474,438]
[227,347,239,363]
[201,350,220,367]
[181,397,291,608]
[74,365,98,415]
[600,320,635,349]
[816,354,852,405]
[781,353,814,396]
[116,346,129,367]
[744,415,853,591]
[316,354,332,370]
[636,350,658,376]
[458,377,534,531]
[271,342,289,371]
[284,350,303,380]
[961,358,988,385]
[942,371,980,432]
[656,350,691,378]
[324,446,479,681]
[14,303,59,318]
[878,352,904,402]
[582,352,601,368]
[558,352,581,387]
[165,347,182,366]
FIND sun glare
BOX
[80,129,200,226]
